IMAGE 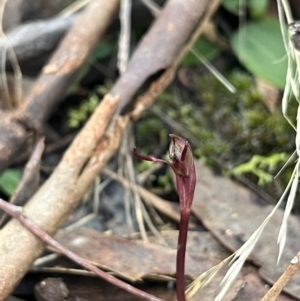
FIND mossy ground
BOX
[135,70,297,205]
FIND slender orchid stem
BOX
[134,134,196,301]
[176,210,191,301]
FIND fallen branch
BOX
[0,94,119,297]
[0,199,164,301]
[0,0,119,171]
[4,14,76,64]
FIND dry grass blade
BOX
[185,254,234,300]
[213,168,295,301]
[277,162,299,262]
[102,167,181,222]
[118,0,131,74]
[0,0,22,109]
[126,126,148,241]
[274,151,296,179]
[127,131,165,242]
[277,0,300,259]
[140,200,164,241]
[281,59,295,129]
[118,128,135,234]
[117,124,165,242]
[117,0,138,238]
[140,0,160,16]
[59,0,91,16]
[277,0,289,52]
[215,224,269,301]
[213,1,300,300]
[259,1,300,290]
[62,177,112,232]
[190,48,236,93]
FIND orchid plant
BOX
[134,134,196,301]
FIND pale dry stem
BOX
[260,251,300,301]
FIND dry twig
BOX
[0,138,44,227]
[0,94,119,297]
[260,252,300,301]
[0,199,165,301]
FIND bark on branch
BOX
[0,0,119,171]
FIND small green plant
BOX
[231,153,288,186]
[0,169,21,197]
[67,95,99,128]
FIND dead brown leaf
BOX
[55,227,220,282]
[64,273,242,301]
[55,227,247,300]
[192,160,300,299]
[150,230,230,260]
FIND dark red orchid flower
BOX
[134,134,196,301]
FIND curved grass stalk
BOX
[186,254,234,300]
[214,164,296,301]
[277,162,299,262]
[190,48,236,94]
[0,0,22,109]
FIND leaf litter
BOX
[54,227,244,301]
[55,227,220,282]
[192,160,300,299]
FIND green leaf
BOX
[248,0,269,19]
[182,37,220,67]
[0,169,21,196]
[222,0,269,18]
[231,19,287,89]
[92,42,115,60]
[222,0,240,15]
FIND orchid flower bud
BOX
[169,134,196,213]
[134,134,196,301]
[134,134,196,212]
[169,134,193,177]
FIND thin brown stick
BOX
[102,167,181,222]
[260,251,300,301]
[10,138,44,205]
[0,94,119,298]
[0,199,165,301]
[0,138,44,227]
